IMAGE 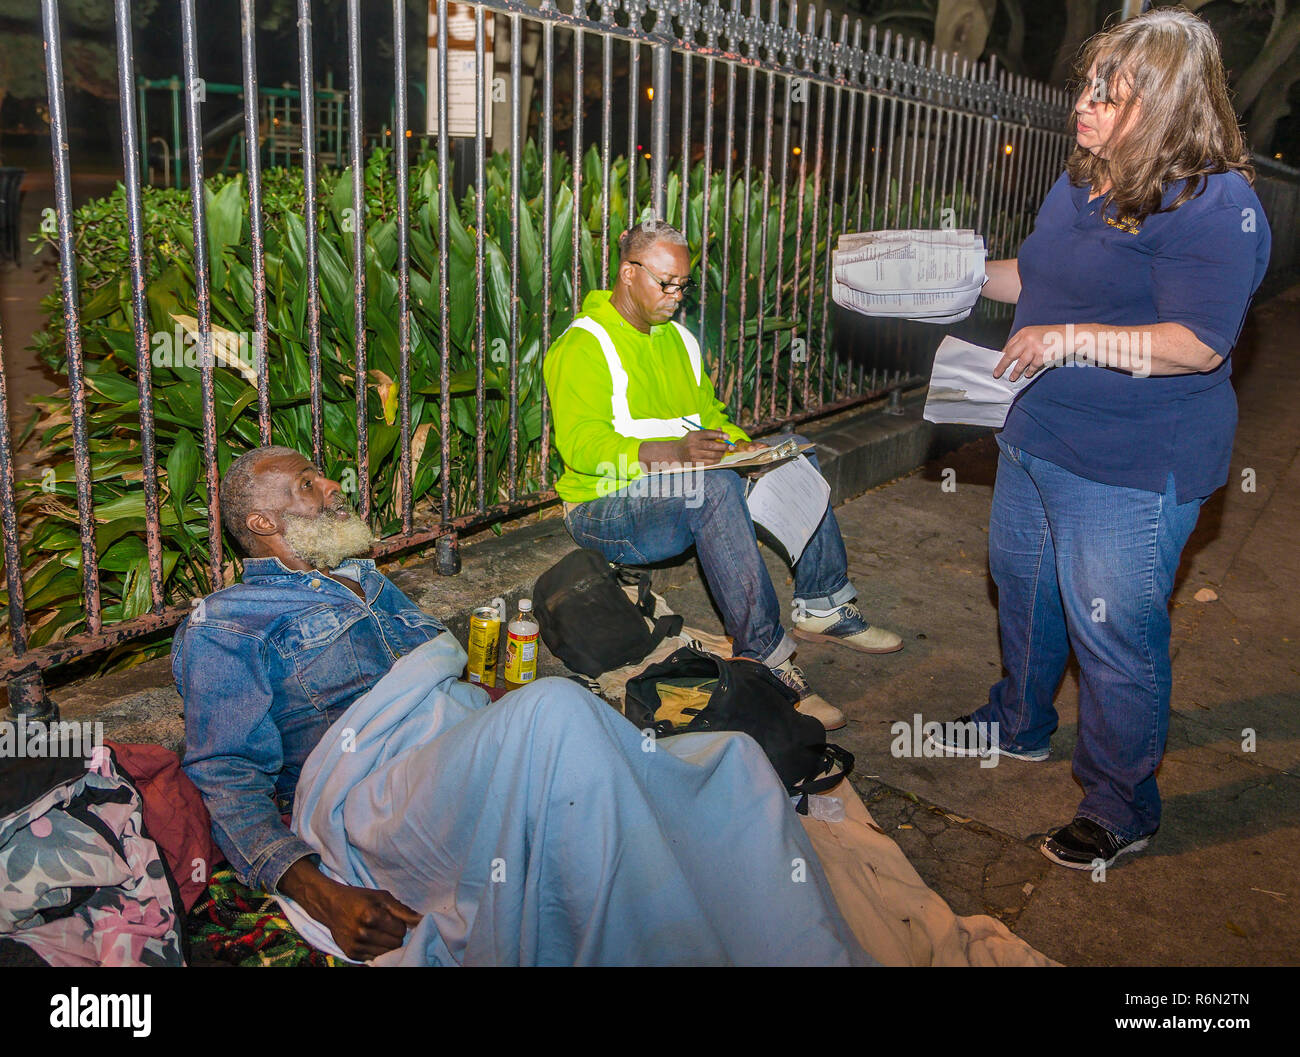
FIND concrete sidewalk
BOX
[37,284,1300,967]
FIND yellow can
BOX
[467,606,502,687]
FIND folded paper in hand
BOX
[923,336,1034,428]
[831,229,986,324]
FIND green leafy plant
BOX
[2,142,984,655]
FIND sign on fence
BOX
[427,1,494,138]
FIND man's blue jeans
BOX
[976,436,1205,840]
[563,435,855,667]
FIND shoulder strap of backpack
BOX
[613,565,684,643]
[792,745,856,813]
[651,613,684,641]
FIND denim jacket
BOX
[173,557,447,893]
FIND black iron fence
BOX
[0,0,1071,717]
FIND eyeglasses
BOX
[628,260,696,296]
[1078,74,1126,110]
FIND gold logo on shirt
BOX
[1104,213,1142,234]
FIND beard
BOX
[281,499,376,570]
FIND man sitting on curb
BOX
[543,219,903,731]
[173,445,870,966]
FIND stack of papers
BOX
[923,336,1034,427]
[832,229,986,324]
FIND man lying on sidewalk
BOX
[173,445,870,966]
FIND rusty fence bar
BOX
[394,0,414,535]
[296,0,325,464]
[347,0,370,521]
[2,0,1070,714]
[239,0,272,447]
[181,0,224,592]
[114,0,165,617]
[42,0,101,654]
[539,16,554,492]
[0,319,46,718]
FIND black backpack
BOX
[532,548,683,678]
[623,646,854,809]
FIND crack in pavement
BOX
[852,775,1054,928]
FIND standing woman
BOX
[939,8,1271,869]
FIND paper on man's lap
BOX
[746,454,831,564]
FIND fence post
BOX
[181,0,224,592]
[114,0,166,615]
[6,672,56,722]
[649,6,671,218]
[1,308,55,719]
[42,0,102,637]
[437,534,461,576]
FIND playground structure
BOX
[135,72,424,186]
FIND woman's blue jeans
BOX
[976,436,1205,840]
[563,435,856,667]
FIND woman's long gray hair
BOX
[1066,6,1252,223]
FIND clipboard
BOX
[645,439,813,476]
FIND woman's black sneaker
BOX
[924,714,1050,762]
[1040,817,1155,870]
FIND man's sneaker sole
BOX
[1040,835,1150,871]
[791,627,904,654]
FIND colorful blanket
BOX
[186,867,347,968]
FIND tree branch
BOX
[1246,40,1300,151]
[1050,0,1099,88]
[1002,0,1026,62]
[1269,0,1288,48]
[935,0,997,62]
[1235,5,1300,113]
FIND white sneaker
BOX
[769,658,847,731]
[793,602,903,654]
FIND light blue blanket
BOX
[279,633,872,966]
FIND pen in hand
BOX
[681,418,735,447]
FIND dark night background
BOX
[1,2,1297,170]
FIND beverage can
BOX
[467,606,502,687]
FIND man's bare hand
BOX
[314,882,422,961]
[279,857,422,961]
[640,430,732,469]
[677,430,733,464]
